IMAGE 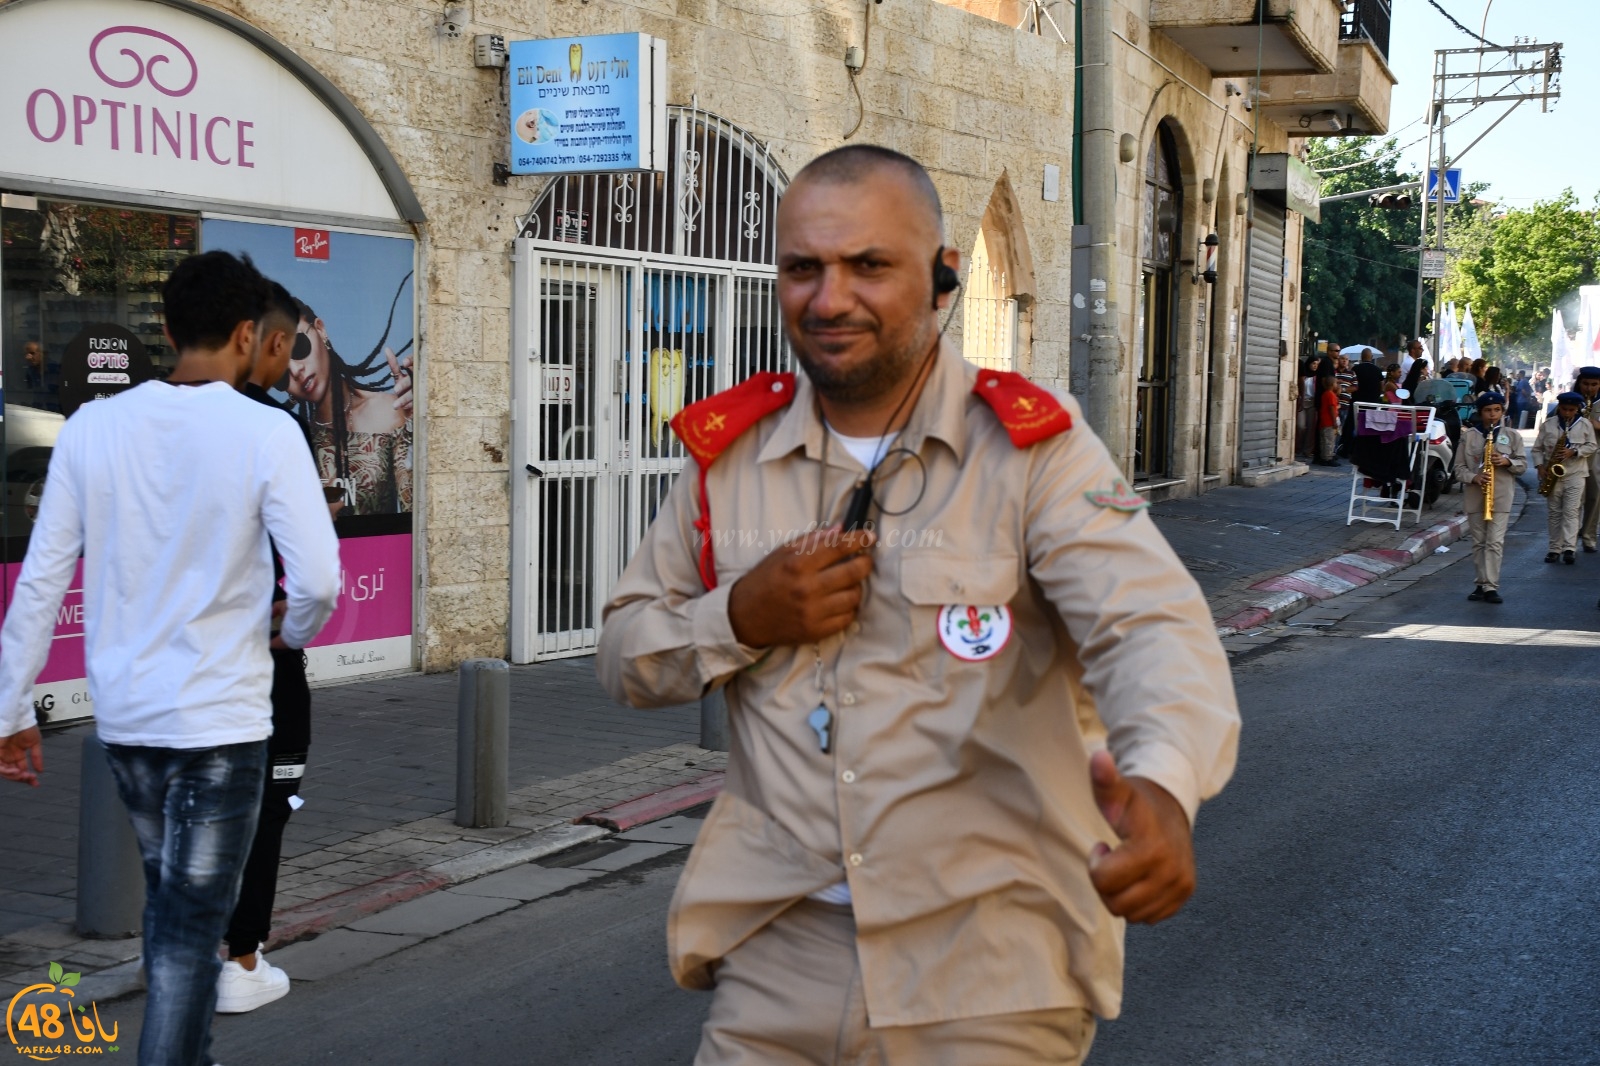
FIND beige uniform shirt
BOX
[1531,416,1597,475]
[1453,421,1528,514]
[1585,399,1600,475]
[596,348,1240,1025]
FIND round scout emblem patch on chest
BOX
[936,604,1012,661]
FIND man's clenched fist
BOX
[727,527,875,648]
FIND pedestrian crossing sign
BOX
[1425,168,1462,204]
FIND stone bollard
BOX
[76,735,146,938]
[455,658,509,829]
[699,688,729,753]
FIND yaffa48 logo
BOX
[6,961,120,1060]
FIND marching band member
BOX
[1453,392,1526,603]
[1532,391,1597,564]
[1575,367,1600,553]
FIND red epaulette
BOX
[971,370,1073,446]
[669,371,797,589]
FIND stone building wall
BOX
[1102,0,1301,491]
[198,0,1075,669]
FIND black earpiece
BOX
[932,246,960,308]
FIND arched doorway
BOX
[1136,122,1182,481]
[510,107,790,661]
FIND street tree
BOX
[1301,137,1420,347]
[1443,191,1600,356]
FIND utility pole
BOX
[1411,40,1563,344]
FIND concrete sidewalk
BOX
[0,463,1475,1001]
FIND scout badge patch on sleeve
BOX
[1085,477,1149,513]
[937,604,1012,661]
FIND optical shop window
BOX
[1,197,196,548]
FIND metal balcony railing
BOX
[1341,0,1392,60]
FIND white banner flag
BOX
[1460,305,1484,367]
[1576,286,1600,385]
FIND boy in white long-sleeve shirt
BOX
[0,251,341,1066]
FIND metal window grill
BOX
[961,228,1016,372]
[510,107,791,661]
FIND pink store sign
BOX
[3,534,413,726]
[0,0,399,222]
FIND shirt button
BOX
[848,852,864,867]
[842,692,856,706]
[848,622,861,635]
[841,770,857,783]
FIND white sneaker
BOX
[215,953,290,1013]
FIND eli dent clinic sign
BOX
[0,0,399,222]
[508,33,667,176]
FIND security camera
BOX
[1224,81,1242,97]
[439,3,466,39]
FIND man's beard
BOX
[790,316,935,405]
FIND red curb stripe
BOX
[1359,549,1412,566]
[265,867,447,951]
[1215,605,1278,633]
[577,772,726,831]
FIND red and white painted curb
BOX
[1214,513,1470,637]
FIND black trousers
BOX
[224,648,311,958]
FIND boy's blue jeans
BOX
[103,739,266,1066]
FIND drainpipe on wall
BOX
[1078,0,1123,465]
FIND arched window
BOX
[962,175,1034,373]
[963,227,1015,371]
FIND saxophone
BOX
[1481,426,1497,520]
[1539,423,1569,497]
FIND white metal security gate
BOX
[510,108,789,662]
[1239,198,1287,467]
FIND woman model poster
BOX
[285,290,414,515]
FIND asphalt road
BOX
[1096,498,1600,1065]
[96,494,1600,1065]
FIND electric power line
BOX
[1426,0,1501,48]
[1304,238,1417,273]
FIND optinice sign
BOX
[508,32,667,176]
[0,0,400,223]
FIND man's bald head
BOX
[792,145,944,233]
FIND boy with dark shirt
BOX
[216,282,328,1013]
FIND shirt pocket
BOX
[898,551,1021,680]
[900,551,1020,607]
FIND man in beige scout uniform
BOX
[597,145,1241,1065]
[1575,367,1600,552]
[1532,391,1597,565]
[1454,391,1527,603]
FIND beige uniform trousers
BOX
[1467,507,1512,590]
[1548,474,1587,553]
[695,900,1097,1066]
[1582,459,1600,549]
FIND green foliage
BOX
[1301,138,1421,347]
[1300,139,1483,348]
[1443,190,1600,351]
